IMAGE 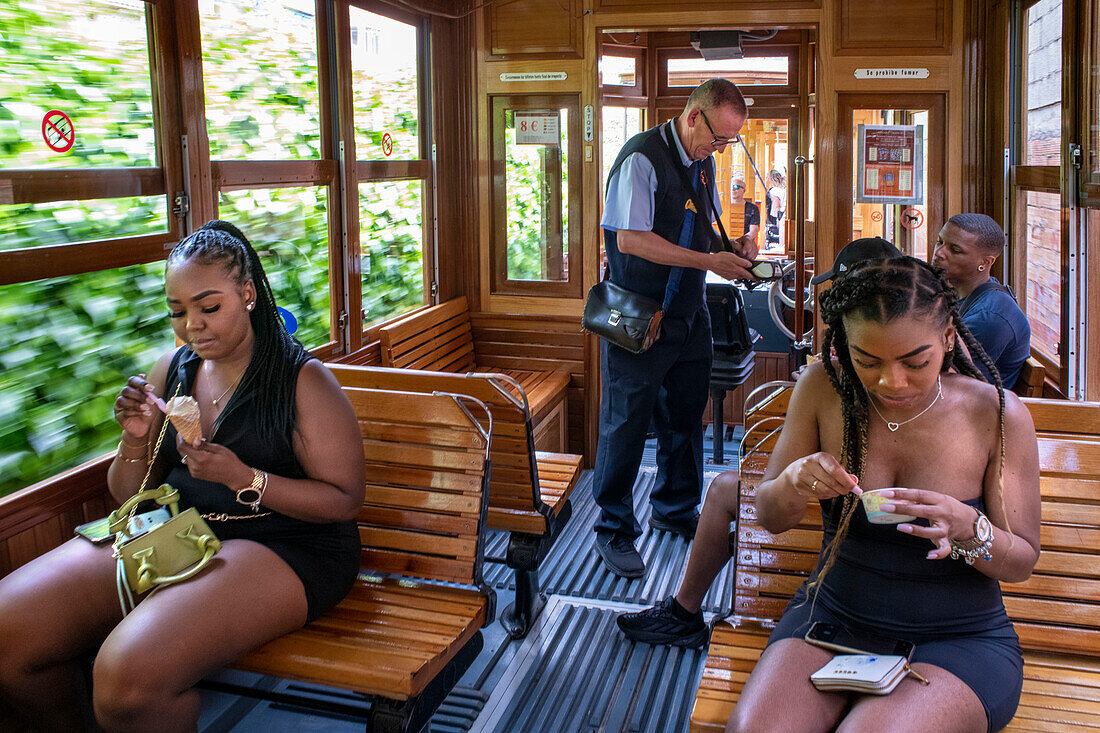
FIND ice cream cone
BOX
[166,395,203,444]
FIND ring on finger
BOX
[810,479,819,495]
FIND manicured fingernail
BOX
[881,503,896,512]
[851,486,863,495]
[897,524,912,533]
[926,551,936,559]
[881,489,895,498]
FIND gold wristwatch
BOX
[235,468,268,513]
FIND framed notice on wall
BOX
[856,124,924,205]
[514,111,560,145]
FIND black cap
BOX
[810,237,903,285]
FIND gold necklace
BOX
[211,368,246,407]
[867,376,942,432]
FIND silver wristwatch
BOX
[949,508,994,564]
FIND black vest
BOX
[604,122,717,319]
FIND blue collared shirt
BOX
[601,120,722,233]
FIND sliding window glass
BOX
[0,0,182,495]
[350,3,432,327]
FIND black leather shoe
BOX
[648,510,700,539]
[595,533,645,578]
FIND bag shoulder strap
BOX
[663,124,733,254]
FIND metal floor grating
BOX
[472,598,706,733]
[483,463,736,615]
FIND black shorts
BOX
[768,592,1023,732]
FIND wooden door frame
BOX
[835,93,947,259]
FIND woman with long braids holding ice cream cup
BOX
[0,220,364,732]
[725,257,1040,733]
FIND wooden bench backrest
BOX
[345,386,491,586]
[378,297,477,373]
[736,395,1100,660]
[1012,356,1046,398]
[329,365,547,530]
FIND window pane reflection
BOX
[505,108,569,281]
[667,57,788,87]
[351,7,420,160]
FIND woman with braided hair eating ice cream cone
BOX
[0,220,365,732]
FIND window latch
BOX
[1070,144,1082,170]
[173,192,190,217]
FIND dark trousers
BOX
[592,306,712,539]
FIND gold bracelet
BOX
[116,440,148,464]
[235,468,268,513]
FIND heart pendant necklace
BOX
[868,376,942,432]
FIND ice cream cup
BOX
[860,488,917,524]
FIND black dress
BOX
[767,496,1023,732]
[161,346,360,622]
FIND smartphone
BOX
[804,621,915,659]
[74,516,113,544]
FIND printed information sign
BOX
[514,112,560,145]
[856,124,924,205]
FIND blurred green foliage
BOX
[0,0,426,496]
[504,109,570,281]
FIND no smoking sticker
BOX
[870,211,883,223]
[381,132,393,157]
[901,208,924,230]
[42,109,75,152]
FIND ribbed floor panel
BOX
[484,466,736,615]
[473,599,706,733]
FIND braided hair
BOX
[804,256,1008,603]
[166,220,307,446]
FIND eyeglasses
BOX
[748,259,785,281]
[700,110,741,147]
[731,183,744,190]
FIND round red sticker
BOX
[42,110,75,153]
[381,133,393,157]
[901,208,924,230]
[870,211,883,223]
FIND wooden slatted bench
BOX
[378,297,571,449]
[325,363,581,639]
[214,387,496,732]
[0,387,496,733]
[690,394,1100,731]
[1013,356,1047,398]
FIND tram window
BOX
[351,6,420,161]
[217,187,331,349]
[1086,1,1100,194]
[1021,190,1062,364]
[849,108,932,260]
[200,0,321,160]
[600,55,637,87]
[714,117,790,253]
[0,197,169,251]
[359,180,425,325]
[601,106,643,192]
[0,263,175,498]
[0,1,156,169]
[504,108,569,282]
[666,56,790,88]
[1021,0,1062,167]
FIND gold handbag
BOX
[109,485,221,596]
[108,385,221,613]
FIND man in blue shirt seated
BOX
[730,176,760,242]
[933,213,1031,390]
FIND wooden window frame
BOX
[599,43,646,100]
[0,0,186,287]
[489,94,582,298]
[656,45,799,100]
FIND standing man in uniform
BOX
[594,79,758,578]
[933,213,1031,390]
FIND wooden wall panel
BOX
[835,0,951,56]
[469,313,588,458]
[487,0,582,59]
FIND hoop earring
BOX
[977,265,985,272]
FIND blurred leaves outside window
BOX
[0,0,156,169]
[505,108,569,281]
[217,187,332,349]
[0,264,175,497]
[0,197,168,252]
[200,0,321,159]
[351,7,419,160]
[360,181,424,325]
